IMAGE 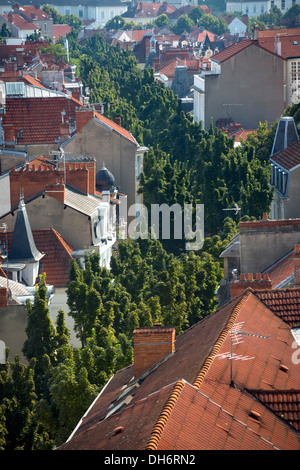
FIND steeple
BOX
[8,197,43,264]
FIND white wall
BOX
[0,174,10,217]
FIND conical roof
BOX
[96,164,115,191]
[8,198,43,263]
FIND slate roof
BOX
[7,198,42,263]
[58,290,300,450]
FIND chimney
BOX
[75,107,95,133]
[8,12,13,23]
[274,35,281,56]
[230,273,272,299]
[45,182,65,204]
[253,24,259,41]
[133,324,176,378]
[0,287,9,308]
[115,117,121,126]
[293,244,300,285]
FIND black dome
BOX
[96,164,115,191]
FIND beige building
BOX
[62,107,148,214]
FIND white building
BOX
[226,0,299,17]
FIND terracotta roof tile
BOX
[249,389,300,431]
[2,13,38,30]
[254,288,300,328]
[0,228,74,287]
[258,34,300,59]
[53,24,72,42]
[59,291,300,450]
[263,251,294,288]
[211,38,253,63]
[270,139,300,170]
[94,110,137,145]
[3,96,79,144]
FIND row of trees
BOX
[2,17,300,449]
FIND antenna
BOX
[223,203,241,216]
[215,322,269,387]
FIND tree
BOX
[172,15,195,34]
[155,14,169,28]
[105,15,126,30]
[23,275,56,365]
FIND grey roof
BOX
[64,186,102,216]
[0,275,32,297]
[220,233,240,258]
[271,117,299,157]
[8,198,43,263]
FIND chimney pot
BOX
[256,273,261,280]
[240,273,246,281]
[248,273,253,281]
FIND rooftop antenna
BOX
[215,322,269,388]
[223,203,241,216]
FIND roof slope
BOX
[58,290,300,450]
[270,140,300,170]
[3,96,79,144]
[0,227,74,287]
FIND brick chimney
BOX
[75,107,95,133]
[0,287,8,308]
[230,273,272,299]
[293,244,300,285]
[133,324,176,378]
[45,182,65,204]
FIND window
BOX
[44,22,48,31]
[65,9,71,15]
[136,155,142,178]
[245,5,249,13]
[100,10,105,19]
[253,4,256,13]
[271,0,274,7]
[291,61,300,101]
[78,8,84,18]
[261,5,264,12]
[110,10,115,18]
[281,0,285,10]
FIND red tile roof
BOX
[253,288,300,328]
[0,228,74,287]
[258,34,300,59]
[17,6,51,21]
[263,251,294,288]
[211,38,253,63]
[249,389,300,431]
[156,57,200,79]
[3,14,38,31]
[58,290,300,450]
[3,96,79,144]
[53,24,72,42]
[93,110,137,145]
[270,139,300,170]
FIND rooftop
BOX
[2,13,38,31]
[58,290,300,450]
[0,227,74,287]
[270,140,300,171]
